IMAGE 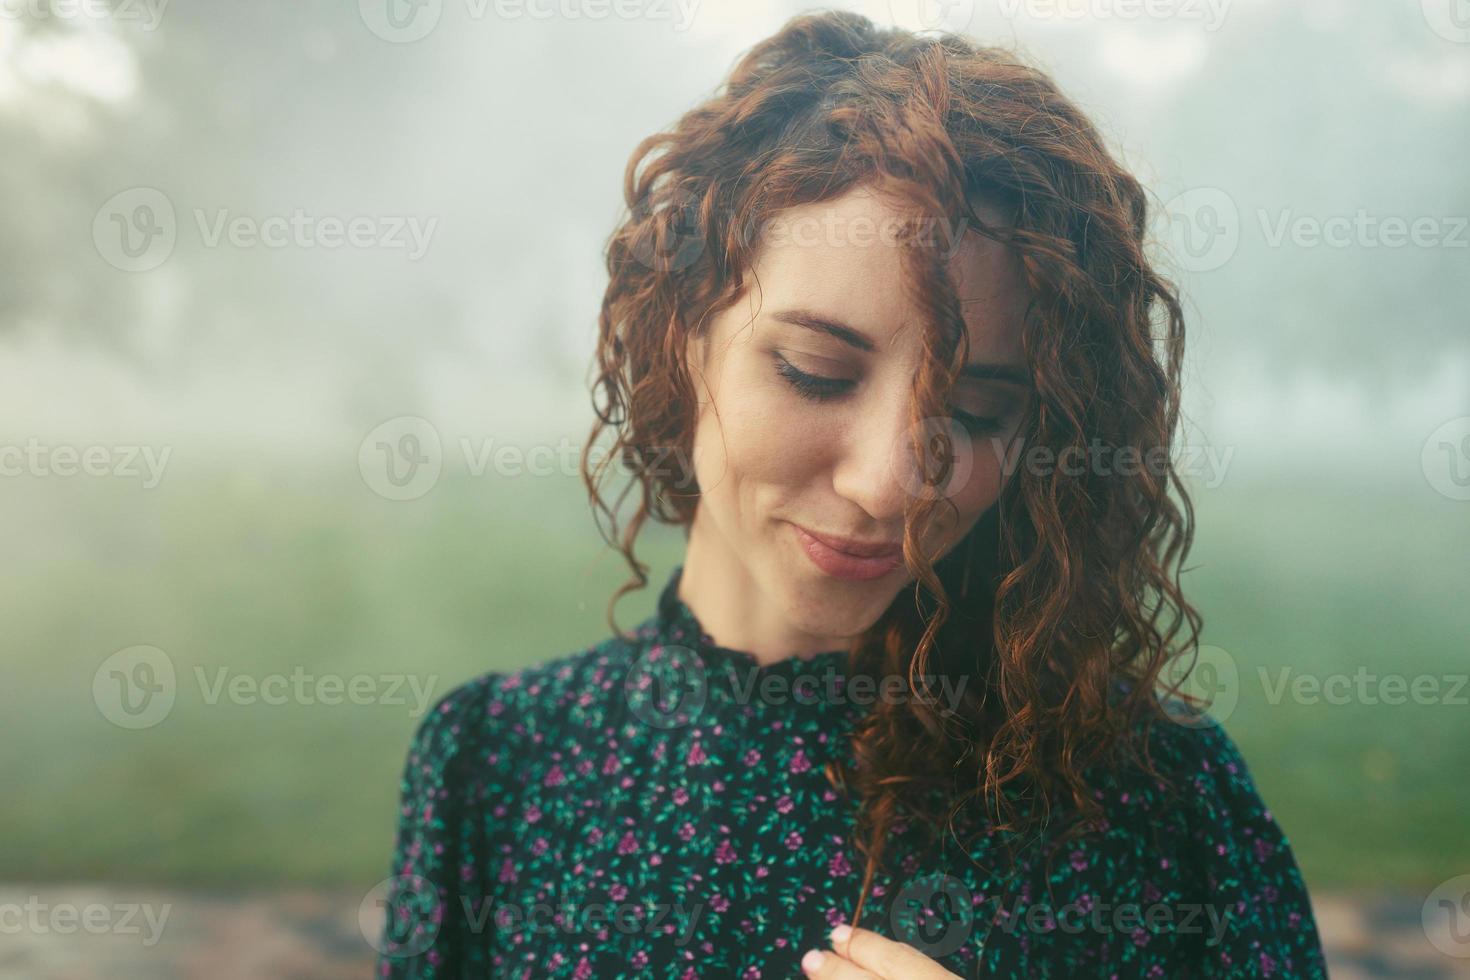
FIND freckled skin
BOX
[677,185,1033,666]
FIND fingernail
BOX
[830,924,852,945]
[801,949,825,973]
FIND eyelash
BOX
[772,353,1006,437]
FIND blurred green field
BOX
[2,455,1466,891]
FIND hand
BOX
[799,924,963,979]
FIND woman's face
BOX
[684,183,1033,644]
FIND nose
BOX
[829,386,927,527]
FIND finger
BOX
[800,947,879,980]
[829,924,959,979]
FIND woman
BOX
[376,11,1327,978]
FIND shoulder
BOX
[1078,712,1286,856]
[1117,715,1327,974]
[405,626,649,780]
[1131,714,1275,830]
[1065,713,1311,911]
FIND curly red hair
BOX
[581,10,1202,926]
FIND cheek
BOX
[694,362,828,493]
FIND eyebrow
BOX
[769,308,1031,387]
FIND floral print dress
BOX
[376,564,1327,978]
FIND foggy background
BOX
[2,0,1468,976]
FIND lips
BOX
[790,523,903,582]
[796,526,902,559]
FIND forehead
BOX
[746,185,1030,362]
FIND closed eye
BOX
[772,352,1009,437]
[773,352,852,400]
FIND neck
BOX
[678,507,849,667]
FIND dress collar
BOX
[653,563,850,678]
